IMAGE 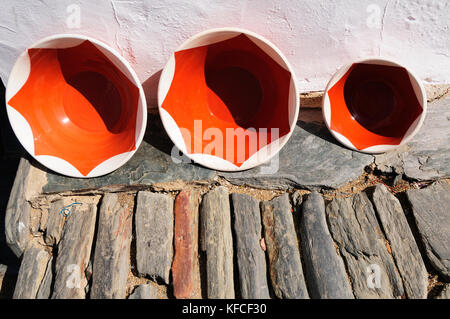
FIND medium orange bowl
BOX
[158,28,299,171]
[5,34,147,177]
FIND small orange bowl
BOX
[5,34,147,177]
[322,58,427,153]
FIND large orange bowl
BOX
[322,58,427,153]
[5,34,147,177]
[158,28,299,171]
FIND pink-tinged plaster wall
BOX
[1,0,449,107]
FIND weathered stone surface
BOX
[91,193,133,299]
[373,144,409,175]
[403,97,450,180]
[5,157,31,257]
[42,116,216,193]
[36,257,53,299]
[436,284,450,299]
[128,284,158,299]
[371,184,428,298]
[13,246,51,299]
[231,193,270,299]
[261,194,309,299]
[406,180,450,281]
[200,187,234,299]
[135,191,173,284]
[51,202,97,299]
[44,199,67,246]
[172,190,201,299]
[299,191,353,299]
[220,121,373,190]
[326,193,404,299]
[375,95,450,180]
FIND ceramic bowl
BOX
[158,28,299,171]
[322,58,427,153]
[6,34,147,177]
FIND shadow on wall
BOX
[142,69,188,159]
[141,69,174,157]
[142,69,162,110]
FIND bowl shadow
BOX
[296,119,344,149]
[142,69,162,110]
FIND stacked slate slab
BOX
[406,180,450,281]
[91,193,133,299]
[135,191,174,284]
[261,194,309,299]
[171,190,201,299]
[370,184,428,298]
[200,187,235,299]
[298,191,354,299]
[231,193,270,299]
[13,245,51,299]
[51,201,98,299]
[5,157,32,257]
[325,193,404,299]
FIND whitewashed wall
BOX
[1,0,449,105]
